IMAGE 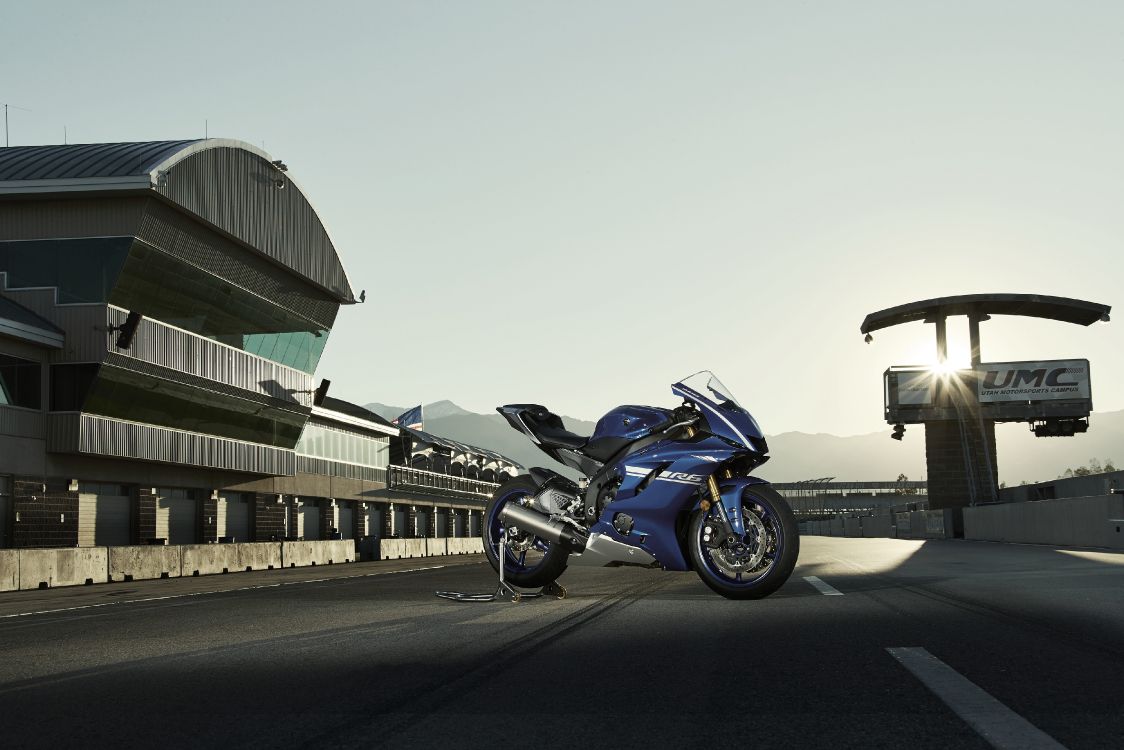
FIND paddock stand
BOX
[435,529,567,603]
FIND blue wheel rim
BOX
[487,490,553,574]
[697,489,785,585]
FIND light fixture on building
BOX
[68,479,78,492]
[211,489,220,500]
[275,494,284,504]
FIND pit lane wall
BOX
[801,495,1124,550]
[0,537,484,592]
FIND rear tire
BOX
[688,484,799,600]
[484,475,569,589]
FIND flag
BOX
[392,405,423,430]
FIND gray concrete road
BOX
[1,539,1123,749]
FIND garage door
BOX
[78,492,131,547]
[217,494,250,542]
[393,508,407,537]
[434,510,448,537]
[156,491,197,545]
[453,512,466,537]
[365,505,383,538]
[300,502,320,540]
[415,510,430,538]
[337,502,354,540]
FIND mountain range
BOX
[364,400,1123,485]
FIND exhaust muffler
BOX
[499,503,587,552]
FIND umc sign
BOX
[863,294,1110,511]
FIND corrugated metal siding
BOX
[296,455,388,483]
[0,141,198,181]
[0,406,45,439]
[155,147,354,303]
[136,201,339,328]
[76,414,296,475]
[47,412,80,451]
[106,308,315,403]
[0,198,146,241]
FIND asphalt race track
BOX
[2,538,1123,749]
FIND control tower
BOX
[861,294,1110,513]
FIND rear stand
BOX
[435,529,567,603]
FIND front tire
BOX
[688,484,799,600]
[484,475,569,589]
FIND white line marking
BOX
[804,576,844,596]
[0,564,449,620]
[887,647,1067,750]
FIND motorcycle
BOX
[487,371,799,600]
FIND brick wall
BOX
[201,494,217,543]
[253,493,287,542]
[12,477,79,548]
[136,487,158,543]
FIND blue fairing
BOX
[585,435,759,571]
[671,381,767,451]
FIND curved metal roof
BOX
[861,294,1111,335]
[0,140,355,303]
[0,140,200,180]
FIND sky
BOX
[3,1,1123,436]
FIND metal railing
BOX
[387,464,500,500]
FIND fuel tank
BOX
[590,405,674,443]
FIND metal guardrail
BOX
[387,464,500,500]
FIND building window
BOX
[50,363,100,411]
[110,241,330,374]
[83,364,306,448]
[0,354,41,409]
[0,238,132,304]
[295,423,390,468]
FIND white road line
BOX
[887,647,1067,750]
[0,564,449,620]
[804,576,844,596]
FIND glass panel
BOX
[50,363,99,411]
[110,241,331,374]
[0,238,131,303]
[295,424,390,468]
[0,354,41,408]
[83,365,306,448]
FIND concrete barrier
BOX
[281,540,354,568]
[0,549,18,592]
[108,545,183,582]
[843,516,863,537]
[894,512,912,537]
[236,542,282,571]
[426,537,448,556]
[379,538,408,560]
[181,544,241,576]
[403,539,426,559]
[964,495,1124,549]
[19,547,108,589]
[862,515,892,538]
[448,537,484,554]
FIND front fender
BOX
[694,475,771,536]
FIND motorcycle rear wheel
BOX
[484,475,570,589]
[688,484,799,600]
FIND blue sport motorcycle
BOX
[487,371,799,599]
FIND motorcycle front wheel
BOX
[483,475,569,589]
[688,484,799,600]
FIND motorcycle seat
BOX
[503,404,589,451]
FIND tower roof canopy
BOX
[861,293,1110,335]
